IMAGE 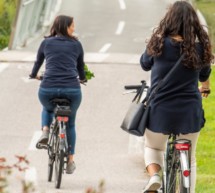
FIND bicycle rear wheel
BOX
[54,137,64,189]
[166,149,190,193]
[168,168,190,193]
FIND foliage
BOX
[195,0,215,53]
[84,64,95,80]
[85,180,105,193]
[0,0,17,50]
[0,155,35,193]
[196,66,215,193]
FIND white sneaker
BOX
[142,173,161,193]
[66,161,76,174]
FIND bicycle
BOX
[32,75,81,189]
[36,98,71,189]
[124,81,192,193]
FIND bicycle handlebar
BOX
[124,85,142,90]
[124,80,149,90]
[29,75,87,85]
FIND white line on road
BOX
[118,0,126,10]
[0,63,9,73]
[116,21,125,35]
[29,131,42,150]
[99,43,112,53]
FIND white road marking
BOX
[85,52,110,63]
[0,63,9,73]
[29,131,42,150]
[25,167,38,185]
[99,43,112,53]
[115,21,125,35]
[119,0,126,10]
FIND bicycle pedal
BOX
[36,143,48,150]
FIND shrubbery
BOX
[0,0,17,50]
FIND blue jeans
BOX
[38,87,82,155]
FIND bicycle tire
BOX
[55,137,64,189]
[48,157,54,182]
[47,125,56,182]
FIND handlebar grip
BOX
[124,85,142,90]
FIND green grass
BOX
[196,66,215,193]
[195,0,215,53]
[0,0,17,50]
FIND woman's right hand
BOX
[199,86,211,98]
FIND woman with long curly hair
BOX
[140,1,214,192]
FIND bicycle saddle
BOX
[50,98,71,106]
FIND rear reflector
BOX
[175,143,190,150]
[57,116,69,122]
[59,133,65,139]
[183,170,190,177]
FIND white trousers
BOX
[144,129,200,193]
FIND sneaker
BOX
[36,130,49,149]
[142,173,161,193]
[66,161,76,174]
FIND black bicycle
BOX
[124,81,192,193]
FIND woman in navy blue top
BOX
[30,15,86,174]
[139,2,214,193]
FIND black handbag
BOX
[121,82,149,136]
[121,54,185,136]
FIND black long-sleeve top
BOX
[30,36,86,88]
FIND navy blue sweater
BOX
[30,36,86,88]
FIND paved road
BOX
[0,0,173,192]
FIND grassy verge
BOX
[195,0,215,53]
[0,0,17,50]
[196,66,215,193]
[195,1,215,192]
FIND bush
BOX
[0,0,17,50]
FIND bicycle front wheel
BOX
[54,139,64,189]
[48,132,55,182]
[48,157,54,182]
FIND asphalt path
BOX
[0,0,174,192]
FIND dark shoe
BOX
[66,161,76,174]
[36,130,49,149]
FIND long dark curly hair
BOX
[46,15,77,40]
[147,1,214,69]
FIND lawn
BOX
[196,66,215,193]
[194,1,215,192]
[195,0,215,53]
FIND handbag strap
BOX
[147,53,185,103]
